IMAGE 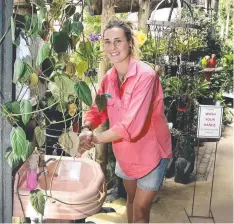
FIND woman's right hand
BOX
[78,130,94,151]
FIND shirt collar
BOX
[109,57,137,81]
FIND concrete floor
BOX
[87,123,233,223]
[150,124,233,223]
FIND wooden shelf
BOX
[202,67,223,72]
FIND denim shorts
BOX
[115,158,169,191]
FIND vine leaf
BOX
[34,127,46,147]
[74,81,92,107]
[72,22,83,36]
[75,60,88,76]
[36,42,50,67]
[5,147,22,169]
[30,189,45,216]
[95,94,107,112]
[13,59,25,84]
[10,127,27,157]
[21,141,35,162]
[20,100,32,125]
[52,31,69,53]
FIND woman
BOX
[78,19,172,223]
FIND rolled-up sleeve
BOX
[84,79,108,128]
[110,73,156,141]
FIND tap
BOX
[39,155,56,167]
[37,170,48,180]
[44,158,56,165]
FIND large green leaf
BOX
[1,101,21,124]
[41,57,55,77]
[62,19,72,33]
[76,60,88,76]
[5,147,22,169]
[13,59,25,84]
[95,94,107,112]
[25,15,39,35]
[65,5,76,17]
[72,22,83,36]
[79,41,93,58]
[74,81,92,107]
[2,101,21,116]
[73,12,81,22]
[34,127,46,147]
[30,189,45,216]
[20,100,32,125]
[10,127,27,157]
[36,42,51,67]
[52,31,69,53]
[21,142,35,162]
[48,74,76,102]
[38,7,47,30]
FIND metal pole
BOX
[0,0,14,222]
[191,138,200,216]
[208,141,218,220]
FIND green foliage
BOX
[83,12,101,34]
[30,189,45,216]
[21,142,35,162]
[162,75,210,100]
[34,126,46,148]
[13,59,25,83]
[52,31,70,53]
[0,0,108,215]
[36,42,50,67]
[5,147,22,169]
[20,100,32,125]
[10,127,28,157]
[218,0,234,42]
[95,94,107,112]
[74,81,92,107]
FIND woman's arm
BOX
[83,78,109,130]
[92,129,122,144]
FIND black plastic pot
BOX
[165,136,177,178]
[173,135,195,184]
[174,157,191,184]
[198,97,216,105]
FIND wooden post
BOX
[95,0,115,177]
[138,0,151,33]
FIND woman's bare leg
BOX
[123,179,137,223]
[133,187,156,223]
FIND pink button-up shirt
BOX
[84,57,172,178]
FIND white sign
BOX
[197,105,223,138]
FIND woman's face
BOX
[103,27,131,65]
